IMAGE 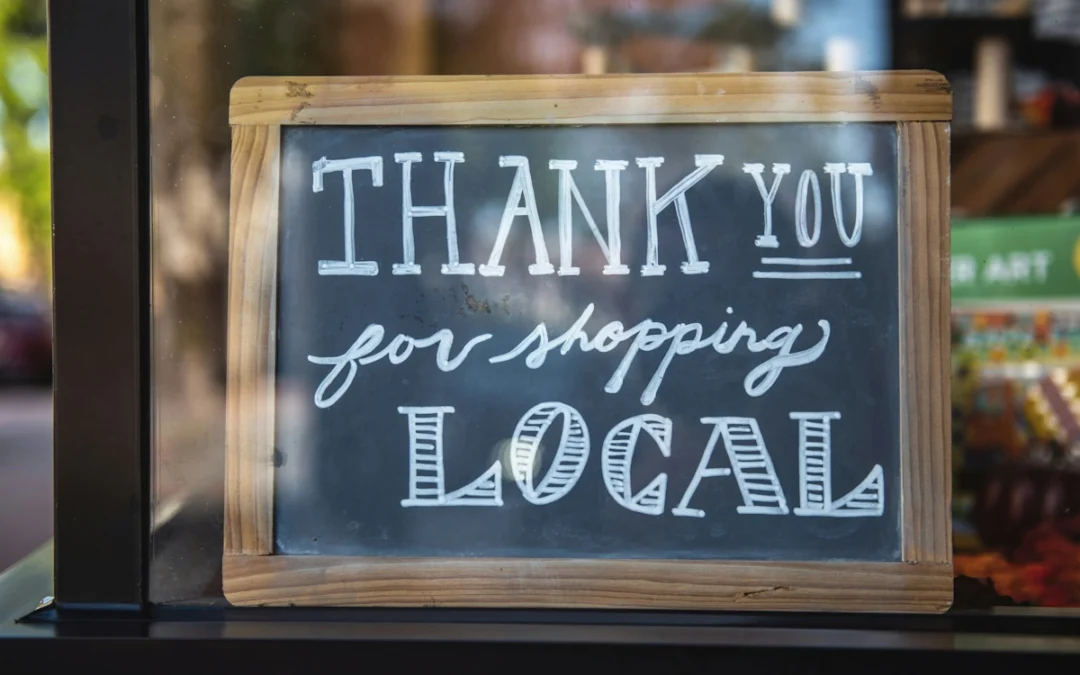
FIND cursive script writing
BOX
[308,327,492,408]
[489,304,830,404]
[308,305,829,408]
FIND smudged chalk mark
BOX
[461,284,491,315]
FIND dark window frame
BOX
[49,0,150,611]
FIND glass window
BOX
[146,0,1080,610]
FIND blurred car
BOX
[0,288,51,383]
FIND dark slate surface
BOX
[273,123,900,562]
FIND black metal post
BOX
[48,0,150,611]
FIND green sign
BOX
[951,216,1080,303]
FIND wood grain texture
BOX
[898,122,952,567]
[223,556,953,612]
[229,71,952,126]
[225,124,280,556]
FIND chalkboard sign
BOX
[225,73,953,612]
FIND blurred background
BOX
[4,0,1080,607]
[0,0,50,574]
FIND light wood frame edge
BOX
[225,124,279,556]
[898,122,952,569]
[229,71,952,126]
[224,80,953,611]
[223,556,951,611]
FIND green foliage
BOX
[0,0,48,281]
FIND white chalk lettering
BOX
[824,162,873,247]
[312,156,383,276]
[794,169,822,247]
[744,162,791,248]
[714,417,789,514]
[671,419,732,517]
[297,146,895,533]
[742,321,831,397]
[602,414,671,515]
[379,405,887,520]
[549,159,630,276]
[308,326,491,408]
[393,152,474,276]
[399,406,503,507]
[596,160,630,275]
[636,155,723,276]
[791,412,884,517]
[510,402,590,505]
[489,305,830,405]
[479,156,554,277]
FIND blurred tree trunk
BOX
[150,0,224,488]
[150,0,345,602]
[149,0,342,505]
[339,0,433,74]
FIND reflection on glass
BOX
[147,0,1080,609]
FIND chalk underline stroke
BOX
[755,257,860,280]
[308,304,831,409]
[753,271,862,280]
[760,257,853,266]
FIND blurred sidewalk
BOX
[0,386,51,573]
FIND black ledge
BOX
[3,544,1080,673]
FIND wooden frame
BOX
[225,72,953,612]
